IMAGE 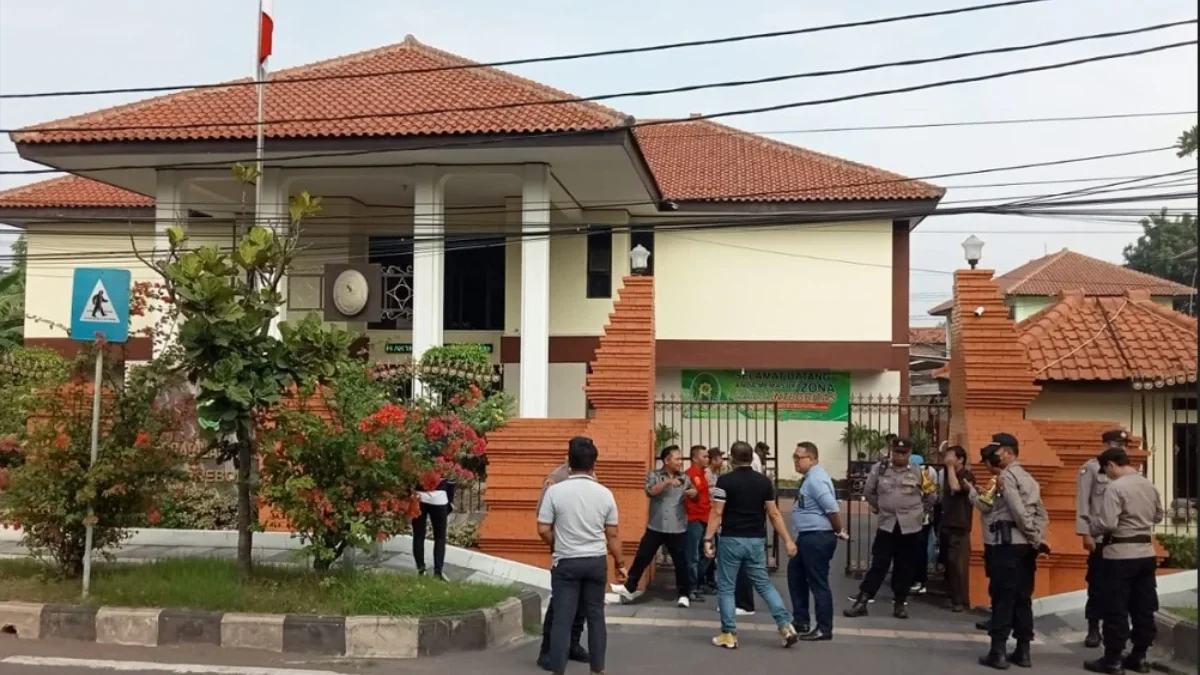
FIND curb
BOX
[1032,570,1198,618]
[1150,610,1198,672]
[0,591,540,659]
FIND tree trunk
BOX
[235,431,254,578]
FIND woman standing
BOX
[412,478,454,580]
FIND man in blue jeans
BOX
[703,441,800,650]
[787,441,849,641]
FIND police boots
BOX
[978,636,1011,670]
[1006,639,1032,668]
[1083,649,1126,674]
[892,601,908,619]
[843,593,870,618]
[1122,650,1152,674]
[1084,620,1102,648]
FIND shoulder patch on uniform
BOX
[1079,467,1087,475]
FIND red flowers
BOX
[0,434,19,453]
[51,433,70,451]
[359,404,408,433]
[419,471,443,492]
[146,509,162,525]
[355,500,373,514]
[423,418,447,441]
[134,431,152,450]
[356,442,385,461]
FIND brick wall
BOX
[478,276,656,571]
[947,270,1156,608]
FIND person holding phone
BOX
[611,445,697,608]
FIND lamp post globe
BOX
[962,235,985,270]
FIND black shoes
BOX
[791,621,810,634]
[799,628,833,642]
[1085,621,1102,649]
[843,593,870,618]
[978,637,1011,670]
[1083,656,1124,674]
[893,602,909,619]
[976,618,991,631]
[1006,640,1032,668]
[1121,652,1151,674]
[536,645,590,672]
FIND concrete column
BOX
[258,170,288,339]
[412,167,447,397]
[152,170,186,358]
[519,164,551,418]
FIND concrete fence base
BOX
[0,592,540,659]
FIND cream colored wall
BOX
[22,221,236,339]
[502,362,588,419]
[1010,295,1177,322]
[1028,388,1197,507]
[650,221,894,341]
[655,368,901,481]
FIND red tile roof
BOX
[633,119,942,202]
[1017,290,1197,383]
[0,176,152,209]
[909,325,946,345]
[928,249,1195,315]
[13,36,628,144]
[12,37,941,206]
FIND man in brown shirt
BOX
[939,445,975,612]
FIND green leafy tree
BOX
[0,234,26,350]
[1122,210,1197,312]
[1178,124,1197,158]
[142,165,354,576]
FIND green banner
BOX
[680,370,850,421]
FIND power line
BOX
[10,20,1195,136]
[0,0,1055,101]
[2,41,1194,177]
[0,109,1193,156]
[0,145,1180,222]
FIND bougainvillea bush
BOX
[0,352,185,576]
[260,356,509,570]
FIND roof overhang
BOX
[0,206,153,228]
[661,197,942,224]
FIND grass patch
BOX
[1167,606,1197,624]
[0,558,515,617]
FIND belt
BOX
[1102,535,1152,544]
[987,520,1015,533]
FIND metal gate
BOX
[843,395,950,577]
[653,396,781,570]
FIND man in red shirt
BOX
[685,445,713,600]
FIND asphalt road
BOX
[1,620,1100,675]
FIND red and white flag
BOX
[258,0,274,66]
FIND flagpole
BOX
[253,0,266,225]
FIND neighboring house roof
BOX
[928,249,1195,315]
[10,36,941,207]
[1018,289,1196,383]
[909,326,946,345]
[936,289,1197,383]
[0,175,152,209]
[632,119,942,203]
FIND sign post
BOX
[70,268,131,599]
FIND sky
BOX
[0,0,1196,321]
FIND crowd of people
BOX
[533,429,1164,674]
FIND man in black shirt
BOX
[939,444,975,612]
[703,441,799,650]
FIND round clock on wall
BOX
[332,269,369,316]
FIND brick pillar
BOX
[478,276,656,570]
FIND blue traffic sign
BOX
[70,268,132,344]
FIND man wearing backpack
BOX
[844,437,936,620]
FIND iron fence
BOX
[843,395,951,578]
[1123,387,1197,536]
[653,396,781,570]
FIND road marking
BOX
[0,656,345,675]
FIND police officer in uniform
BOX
[845,438,937,620]
[1077,429,1129,649]
[971,443,1003,633]
[1083,445,1165,674]
[972,432,1049,670]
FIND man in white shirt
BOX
[538,437,628,675]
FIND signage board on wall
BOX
[384,342,495,355]
[680,369,850,421]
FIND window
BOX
[586,226,613,298]
[369,236,415,331]
[631,226,655,275]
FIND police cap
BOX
[892,437,912,452]
[991,432,1019,450]
[1101,429,1129,444]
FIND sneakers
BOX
[910,582,928,595]
[711,632,738,649]
[736,608,756,617]
[779,624,799,648]
[677,595,691,608]
[609,584,643,604]
[847,593,876,604]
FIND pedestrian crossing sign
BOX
[70,268,131,344]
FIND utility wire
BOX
[0,0,1055,100]
[0,145,1180,222]
[9,20,1194,136]
[2,41,1194,177]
